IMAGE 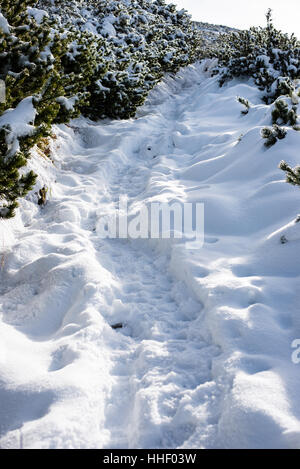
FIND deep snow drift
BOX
[1,60,300,449]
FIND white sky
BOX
[174,0,300,38]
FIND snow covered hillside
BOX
[1,59,300,449]
[194,21,239,48]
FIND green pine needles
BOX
[237,96,250,115]
[272,100,298,127]
[0,127,37,218]
[279,161,300,187]
[261,125,287,147]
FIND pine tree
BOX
[0,127,37,218]
[261,124,287,147]
[0,1,86,216]
[211,10,300,103]
[272,100,298,126]
[237,96,250,115]
[279,161,300,187]
[0,1,50,217]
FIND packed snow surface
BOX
[1,60,300,449]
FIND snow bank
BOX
[0,97,36,155]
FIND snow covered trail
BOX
[1,60,300,449]
[66,62,223,449]
[0,61,221,449]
